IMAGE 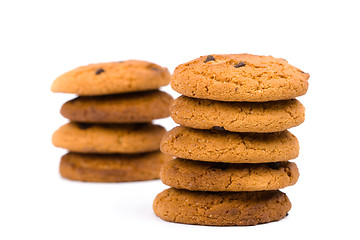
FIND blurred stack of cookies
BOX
[51,60,173,182]
[154,54,309,226]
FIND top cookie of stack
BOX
[52,60,170,96]
[171,54,309,102]
[51,60,173,182]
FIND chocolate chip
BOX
[211,163,229,171]
[150,66,161,72]
[286,213,289,216]
[204,55,215,63]
[77,123,93,130]
[95,68,105,75]
[213,126,226,131]
[234,62,246,68]
[268,162,281,170]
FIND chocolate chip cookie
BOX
[60,151,172,182]
[51,60,170,95]
[160,158,299,191]
[171,54,309,102]
[60,90,173,123]
[161,126,299,163]
[153,188,291,226]
[52,122,165,154]
[171,96,305,133]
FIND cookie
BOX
[60,151,172,182]
[60,90,173,123]
[52,123,165,153]
[160,158,299,191]
[161,126,299,163]
[153,188,291,226]
[171,54,309,102]
[171,96,305,133]
[51,60,170,96]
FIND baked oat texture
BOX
[170,96,305,133]
[51,60,170,95]
[160,158,299,191]
[161,126,299,163]
[153,188,291,226]
[52,122,165,153]
[60,151,172,182]
[60,90,173,123]
[171,54,309,102]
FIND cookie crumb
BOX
[204,55,216,63]
[95,68,105,75]
[234,62,246,68]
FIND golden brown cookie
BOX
[52,123,165,153]
[171,96,305,133]
[171,54,309,102]
[161,126,299,163]
[153,188,291,226]
[60,90,173,123]
[51,60,170,96]
[60,151,172,182]
[160,158,299,191]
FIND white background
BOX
[1,0,359,239]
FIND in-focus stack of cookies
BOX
[51,60,173,182]
[153,54,309,226]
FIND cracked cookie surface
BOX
[153,188,291,226]
[52,122,165,153]
[160,158,299,191]
[51,60,170,95]
[60,151,172,182]
[171,54,309,102]
[171,96,305,133]
[161,126,299,163]
[60,90,173,123]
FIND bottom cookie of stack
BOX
[60,151,172,182]
[153,188,291,226]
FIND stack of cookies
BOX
[153,54,309,226]
[51,60,173,182]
